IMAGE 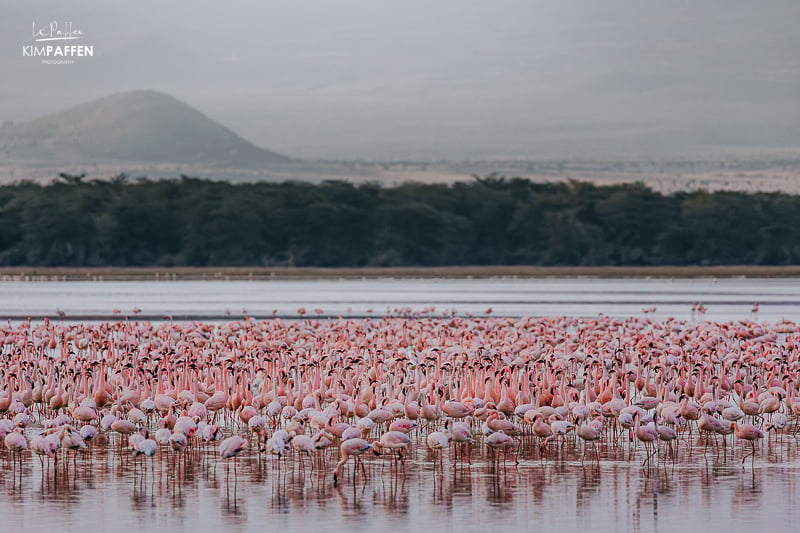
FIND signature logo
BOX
[23,21,94,64]
[32,21,84,42]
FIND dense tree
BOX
[0,176,796,267]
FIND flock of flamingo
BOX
[1,313,798,486]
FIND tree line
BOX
[0,174,796,267]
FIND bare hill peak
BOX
[0,90,292,166]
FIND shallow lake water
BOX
[0,277,798,322]
[2,431,799,533]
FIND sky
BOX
[1,1,798,160]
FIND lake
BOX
[1,277,799,532]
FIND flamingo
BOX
[576,420,601,463]
[426,429,452,462]
[633,414,658,465]
[485,430,517,465]
[133,432,158,457]
[219,435,247,459]
[375,430,412,463]
[333,438,376,486]
[733,422,763,467]
[4,427,28,469]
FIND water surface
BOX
[2,433,798,533]
[0,277,798,322]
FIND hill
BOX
[0,90,292,166]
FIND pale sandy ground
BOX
[1,155,799,194]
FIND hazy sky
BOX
[1,1,798,160]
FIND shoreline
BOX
[1,265,800,281]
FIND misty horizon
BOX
[1,1,798,161]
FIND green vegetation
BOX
[0,175,797,267]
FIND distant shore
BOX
[2,265,800,281]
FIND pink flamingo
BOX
[333,438,377,486]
